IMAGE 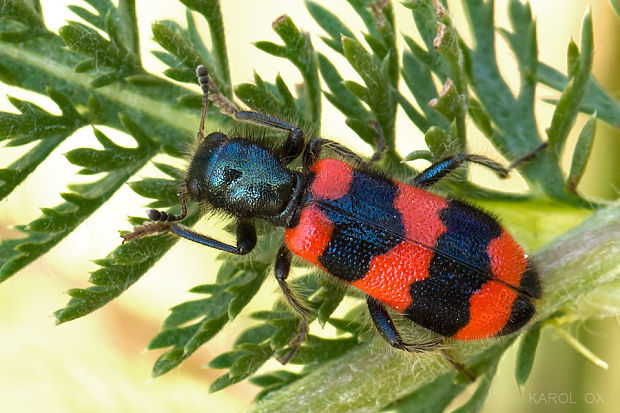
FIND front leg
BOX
[234,111,305,164]
[302,138,367,172]
[170,219,256,254]
[275,245,313,364]
[123,217,257,255]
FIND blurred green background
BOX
[0,1,618,412]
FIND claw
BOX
[120,221,171,243]
[401,338,444,353]
[277,320,308,364]
[440,349,476,383]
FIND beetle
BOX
[123,65,542,373]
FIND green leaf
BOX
[235,83,287,116]
[257,14,321,124]
[318,54,368,121]
[342,80,370,104]
[54,226,181,323]
[305,0,355,53]
[0,0,47,38]
[515,322,542,386]
[0,60,17,84]
[0,135,65,199]
[116,0,140,62]
[291,336,357,365]
[128,178,179,204]
[342,36,396,152]
[250,370,301,401]
[400,47,449,132]
[402,34,449,81]
[209,351,243,369]
[209,343,274,392]
[383,373,466,413]
[313,281,345,327]
[68,5,104,29]
[501,0,538,107]
[227,264,269,319]
[152,20,207,78]
[366,0,398,87]
[467,97,493,138]
[346,0,382,41]
[567,114,597,194]
[451,369,497,413]
[538,63,620,128]
[462,0,567,200]
[163,67,195,83]
[546,10,593,157]
[0,88,83,199]
[402,150,433,163]
[146,266,267,376]
[428,78,460,121]
[59,22,124,69]
[234,323,277,346]
[66,151,129,175]
[0,120,157,284]
[424,126,451,159]
[180,0,232,97]
[274,73,297,111]
[153,162,185,179]
[567,40,580,78]
[344,118,381,146]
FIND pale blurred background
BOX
[0,1,618,412]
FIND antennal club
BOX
[196,65,209,140]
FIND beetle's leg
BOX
[275,245,313,364]
[169,219,256,254]
[234,111,304,164]
[302,138,367,172]
[121,191,188,243]
[439,348,476,383]
[196,65,305,163]
[301,121,384,170]
[367,296,475,381]
[413,142,548,188]
[196,64,238,119]
[123,218,257,255]
[366,296,441,352]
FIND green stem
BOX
[550,322,608,370]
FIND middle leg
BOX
[413,143,548,189]
[274,245,313,364]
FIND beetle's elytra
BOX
[123,65,541,374]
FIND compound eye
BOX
[205,132,227,143]
[186,178,202,200]
[223,168,242,185]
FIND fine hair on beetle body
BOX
[123,64,543,380]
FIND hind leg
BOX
[366,296,475,381]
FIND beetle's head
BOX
[185,133,295,218]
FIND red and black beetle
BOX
[124,65,541,371]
